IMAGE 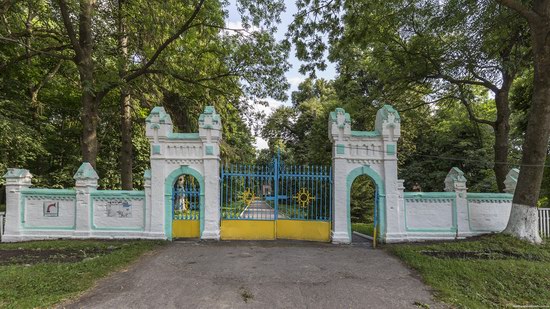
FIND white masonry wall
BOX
[329,106,518,244]
[1,162,160,242]
[388,169,516,243]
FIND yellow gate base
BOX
[221,220,275,240]
[172,220,200,238]
[276,220,331,242]
[220,219,330,242]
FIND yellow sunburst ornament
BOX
[293,188,315,208]
[240,188,256,207]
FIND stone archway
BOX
[346,166,386,242]
[164,166,205,239]
[329,106,402,244]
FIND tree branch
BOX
[455,89,496,128]
[30,61,63,106]
[96,0,206,100]
[56,0,82,58]
[122,0,205,82]
[0,43,72,69]
[428,73,500,93]
[398,96,454,112]
[495,0,538,23]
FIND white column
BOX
[382,153,402,240]
[149,159,166,237]
[444,167,468,237]
[504,168,519,194]
[376,105,402,242]
[2,169,32,242]
[202,158,220,239]
[143,169,153,234]
[73,162,98,237]
[331,158,351,244]
[198,106,222,240]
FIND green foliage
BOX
[400,102,497,192]
[262,77,499,193]
[0,0,290,189]
[0,240,164,308]
[288,0,533,192]
[351,223,374,237]
[389,235,550,307]
[350,175,375,224]
[260,78,337,165]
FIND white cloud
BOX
[288,76,305,88]
[223,20,259,37]
[253,98,287,116]
[254,137,269,149]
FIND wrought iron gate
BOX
[220,154,332,241]
[172,174,201,238]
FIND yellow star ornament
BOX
[293,188,315,208]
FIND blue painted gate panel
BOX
[220,154,332,221]
[173,175,200,220]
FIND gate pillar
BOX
[376,106,404,241]
[199,107,222,240]
[329,106,403,244]
[146,106,222,240]
[329,108,353,244]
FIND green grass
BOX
[0,239,165,308]
[387,235,550,308]
[0,204,5,212]
[351,222,374,236]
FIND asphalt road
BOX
[65,239,444,309]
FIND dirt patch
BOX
[421,250,541,261]
[0,247,118,266]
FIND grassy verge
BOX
[0,239,165,308]
[388,235,550,308]
[351,222,374,236]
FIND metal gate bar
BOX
[220,155,331,222]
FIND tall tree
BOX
[1,0,290,189]
[288,0,531,191]
[495,0,550,244]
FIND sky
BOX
[225,0,336,150]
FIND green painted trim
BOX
[21,188,76,195]
[346,166,386,240]
[403,194,457,233]
[386,144,395,155]
[164,166,205,240]
[205,145,214,155]
[167,132,200,140]
[351,130,380,137]
[90,192,146,231]
[404,192,456,198]
[152,144,161,154]
[466,193,513,200]
[20,191,77,230]
[336,144,345,154]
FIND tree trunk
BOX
[493,83,512,192]
[78,0,99,168]
[80,86,99,167]
[118,0,133,190]
[504,20,550,244]
[120,89,133,189]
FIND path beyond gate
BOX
[219,154,332,241]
